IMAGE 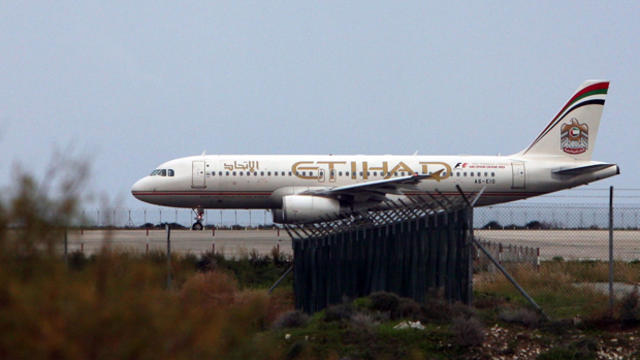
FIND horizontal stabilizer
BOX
[552,163,617,176]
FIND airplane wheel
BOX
[192,222,203,231]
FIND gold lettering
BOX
[388,161,414,177]
[291,161,319,180]
[368,161,389,178]
[351,161,357,179]
[419,162,452,182]
[317,161,346,181]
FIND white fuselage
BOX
[131,154,619,210]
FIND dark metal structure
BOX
[285,191,478,313]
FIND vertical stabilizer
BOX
[521,80,609,160]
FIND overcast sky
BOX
[1,1,638,210]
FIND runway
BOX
[66,229,640,261]
[67,229,292,258]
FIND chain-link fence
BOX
[78,188,640,261]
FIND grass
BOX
[474,261,640,320]
[2,165,639,359]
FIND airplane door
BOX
[192,160,206,188]
[317,169,326,183]
[511,162,525,189]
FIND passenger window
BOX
[345,171,349,176]
[484,172,488,177]
[491,172,495,177]
[239,172,243,176]
[211,171,214,176]
[275,172,278,176]
[225,171,229,176]
[456,172,460,177]
[359,172,363,177]
[219,171,222,176]
[338,171,342,176]
[470,172,474,177]
[267,171,271,176]
[281,171,285,176]
[233,171,236,176]
[464,172,467,177]
[288,171,292,176]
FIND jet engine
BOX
[272,195,340,224]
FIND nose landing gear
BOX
[192,208,204,230]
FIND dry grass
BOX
[0,166,294,359]
[474,262,636,319]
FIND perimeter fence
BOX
[79,188,640,262]
[80,203,640,230]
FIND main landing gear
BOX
[192,208,204,230]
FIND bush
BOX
[420,295,460,322]
[68,250,88,270]
[369,292,400,313]
[538,338,598,360]
[180,271,238,309]
[352,297,373,311]
[618,288,640,325]
[349,312,377,331]
[272,310,309,329]
[324,303,354,322]
[450,316,485,347]
[498,307,541,328]
[482,221,502,229]
[394,297,422,320]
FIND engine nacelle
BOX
[272,195,340,224]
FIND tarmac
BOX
[66,229,640,261]
[67,229,292,258]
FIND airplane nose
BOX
[131,178,146,199]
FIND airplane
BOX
[132,80,619,229]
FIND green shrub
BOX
[394,297,422,320]
[450,316,485,347]
[498,307,541,328]
[272,310,309,329]
[618,288,640,325]
[324,303,354,322]
[369,292,400,313]
[537,338,598,360]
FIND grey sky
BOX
[1,1,638,209]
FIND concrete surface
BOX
[67,229,292,258]
[65,229,640,261]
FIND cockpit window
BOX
[150,169,174,176]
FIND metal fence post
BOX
[64,228,68,264]
[609,186,614,316]
[166,223,172,290]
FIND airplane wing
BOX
[303,169,445,199]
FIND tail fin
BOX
[520,80,609,160]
